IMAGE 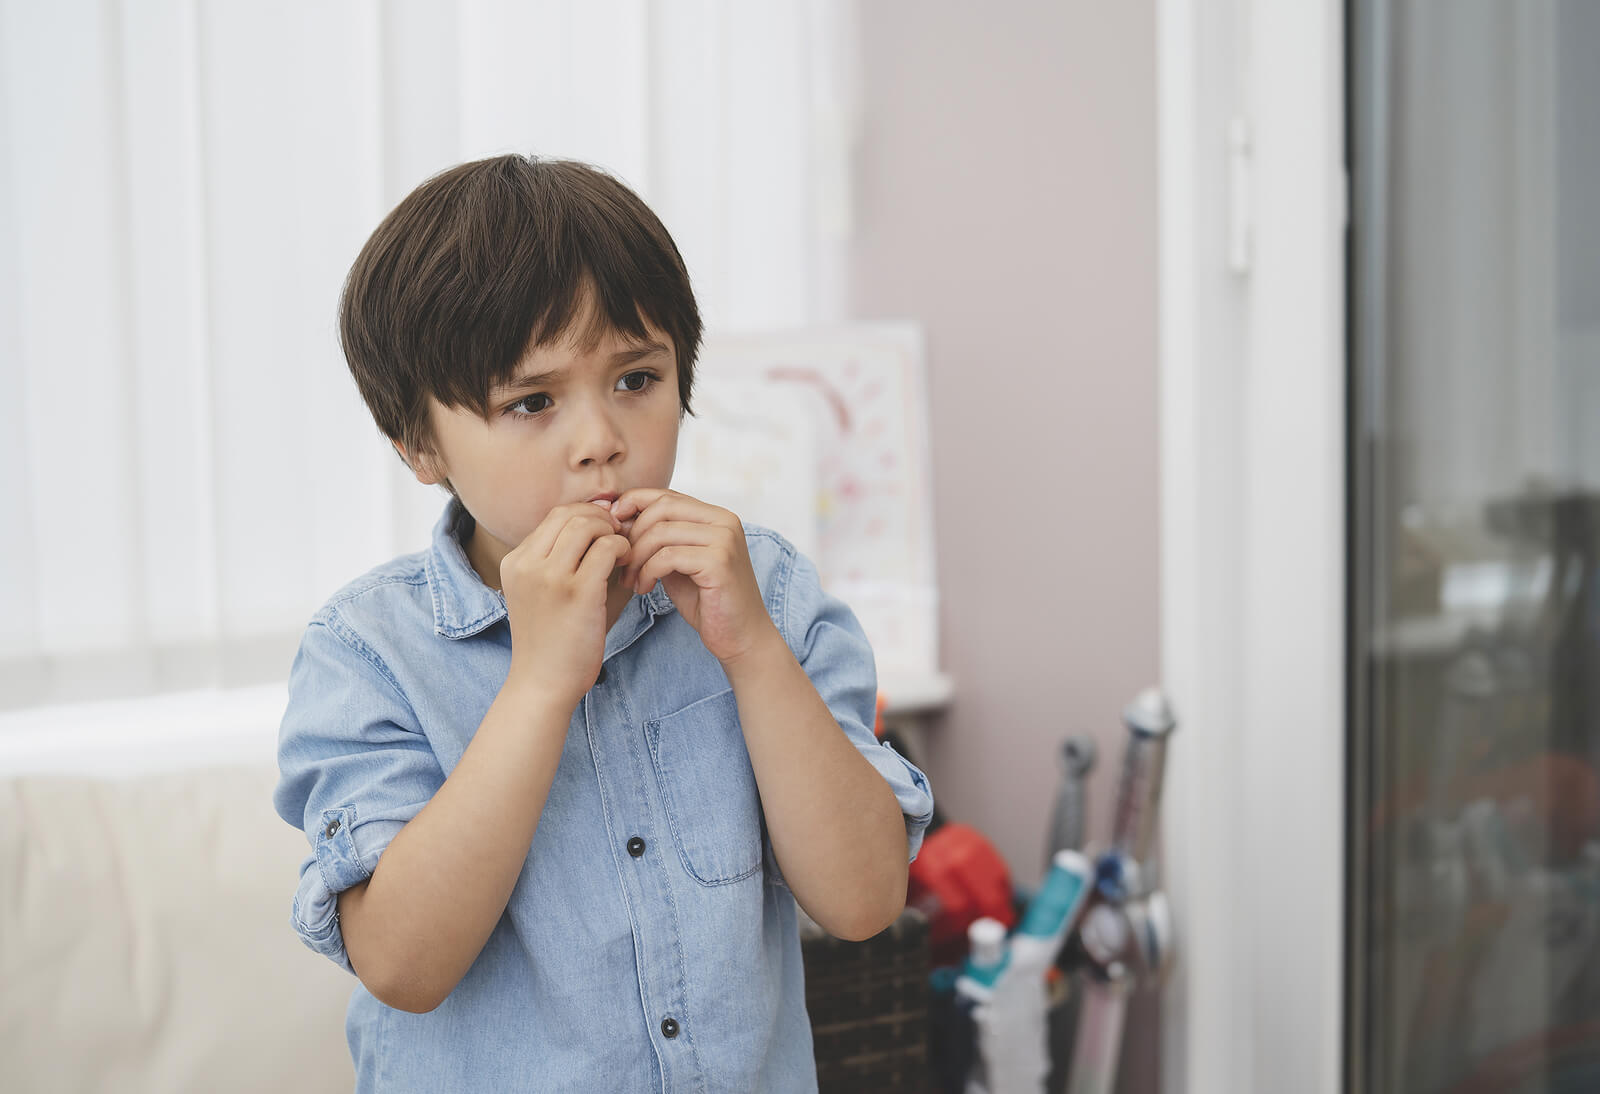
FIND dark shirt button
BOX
[661,1017,679,1039]
[594,666,608,687]
[627,836,646,858]
[324,819,341,838]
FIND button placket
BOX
[580,639,691,1076]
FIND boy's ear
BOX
[393,440,446,486]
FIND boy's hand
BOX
[500,501,631,702]
[612,488,781,665]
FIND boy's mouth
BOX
[587,493,635,538]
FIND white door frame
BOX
[1157,2,1346,1092]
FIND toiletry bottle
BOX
[962,851,1095,1094]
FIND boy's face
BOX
[397,305,681,590]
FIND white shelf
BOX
[878,670,954,716]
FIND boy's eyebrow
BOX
[498,341,671,393]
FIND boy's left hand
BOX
[612,488,781,665]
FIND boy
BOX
[272,155,935,1093]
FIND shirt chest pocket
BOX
[644,687,764,886]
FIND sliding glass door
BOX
[1349,1,1600,1090]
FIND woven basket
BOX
[801,907,933,1093]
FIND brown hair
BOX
[338,155,702,493]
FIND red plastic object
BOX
[907,822,1017,967]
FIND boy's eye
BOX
[509,393,552,416]
[505,371,658,418]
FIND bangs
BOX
[340,155,702,453]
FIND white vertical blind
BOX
[1386,1,1561,509]
[0,0,856,711]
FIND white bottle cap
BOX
[968,916,1007,968]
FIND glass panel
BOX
[1350,1,1600,1091]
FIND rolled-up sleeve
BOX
[272,614,444,975]
[774,542,936,862]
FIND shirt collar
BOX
[425,496,676,640]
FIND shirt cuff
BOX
[865,738,935,862]
[289,805,378,976]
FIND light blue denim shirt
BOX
[273,497,934,1093]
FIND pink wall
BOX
[847,1,1161,1087]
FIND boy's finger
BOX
[610,487,673,523]
[619,521,721,588]
[576,534,630,586]
[546,512,625,573]
[623,492,731,543]
[524,502,621,560]
[634,544,708,595]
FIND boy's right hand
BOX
[499,501,630,705]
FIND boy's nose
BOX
[571,407,625,468]
[576,443,624,468]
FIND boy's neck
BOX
[603,570,632,631]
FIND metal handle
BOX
[1108,688,1177,865]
